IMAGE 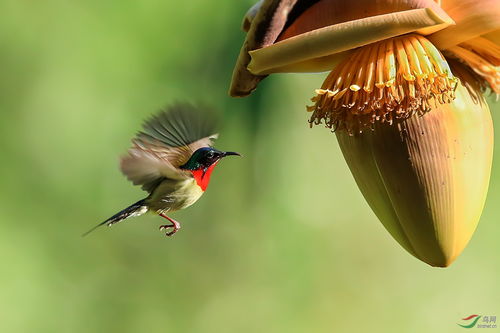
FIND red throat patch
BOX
[190,161,219,191]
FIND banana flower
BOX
[230,0,499,267]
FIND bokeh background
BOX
[0,1,498,332]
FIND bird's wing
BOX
[120,103,218,192]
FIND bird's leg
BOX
[159,214,181,236]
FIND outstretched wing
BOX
[120,103,218,192]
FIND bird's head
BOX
[180,147,240,191]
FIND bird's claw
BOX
[159,223,180,236]
[159,213,181,237]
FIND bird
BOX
[83,103,240,237]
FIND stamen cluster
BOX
[308,34,458,134]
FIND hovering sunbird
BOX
[84,103,240,237]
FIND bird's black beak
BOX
[222,151,241,157]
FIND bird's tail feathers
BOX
[82,199,148,237]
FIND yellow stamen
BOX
[351,47,371,92]
[384,39,397,87]
[395,39,415,81]
[410,37,434,81]
[375,42,385,89]
[403,39,423,80]
[363,44,378,93]
[308,34,458,134]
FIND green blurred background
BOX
[0,1,498,332]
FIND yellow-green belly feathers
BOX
[146,178,204,213]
